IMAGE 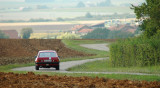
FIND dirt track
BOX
[0,72,160,88]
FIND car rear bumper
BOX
[36,62,59,64]
[35,62,59,67]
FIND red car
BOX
[35,50,60,70]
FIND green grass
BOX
[0,63,34,72]
[68,59,160,74]
[0,64,160,81]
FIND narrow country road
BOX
[12,43,160,76]
[12,43,109,72]
[12,58,107,72]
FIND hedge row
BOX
[110,37,160,67]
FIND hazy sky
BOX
[0,0,24,1]
[0,0,145,5]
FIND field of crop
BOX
[0,72,160,88]
[0,39,92,65]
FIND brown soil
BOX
[0,39,92,65]
[0,72,160,88]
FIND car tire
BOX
[56,65,59,70]
[35,66,39,70]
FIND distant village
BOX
[0,18,139,39]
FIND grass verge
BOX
[68,59,160,74]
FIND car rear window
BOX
[39,52,57,57]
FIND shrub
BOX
[110,35,160,67]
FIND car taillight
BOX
[36,60,43,62]
[54,59,59,62]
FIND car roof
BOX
[39,50,56,53]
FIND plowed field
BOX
[0,39,92,65]
[0,72,160,88]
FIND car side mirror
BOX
[34,56,37,58]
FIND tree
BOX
[0,30,9,39]
[107,30,134,39]
[77,1,85,8]
[21,28,33,39]
[131,0,160,38]
[82,28,110,39]
[85,12,93,18]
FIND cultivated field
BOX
[0,39,92,65]
[0,72,160,88]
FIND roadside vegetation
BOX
[110,36,160,67]
[68,59,160,74]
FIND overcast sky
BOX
[0,0,145,5]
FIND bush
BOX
[110,35,160,67]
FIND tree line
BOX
[82,28,135,39]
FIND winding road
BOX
[12,44,109,72]
[12,43,160,76]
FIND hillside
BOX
[0,39,92,65]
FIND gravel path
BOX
[80,43,109,51]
